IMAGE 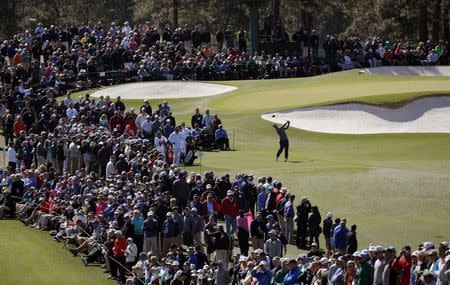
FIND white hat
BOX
[326,212,333,218]
[172,261,180,266]
[115,230,123,236]
[227,190,233,196]
[239,256,248,262]
[319,257,328,265]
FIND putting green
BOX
[3,70,450,284]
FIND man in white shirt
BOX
[68,139,80,174]
[141,116,153,138]
[6,142,17,171]
[168,126,184,165]
[106,155,116,178]
[122,21,132,36]
[179,122,191,157]
[154,131,168,159]
[135,107,148,131]
[66,103,78,120]
[202,109,213,130]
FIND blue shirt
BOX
[332,225,349,250]
[215,129,228,139]
[284,266,301,285]
[131,216,144,235]
[258,192,268,211]
[251,268,273,285]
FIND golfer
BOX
[273,120,290,161]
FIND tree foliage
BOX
[2,0,450,42]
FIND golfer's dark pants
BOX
[276,140,289,159]
[215,137,229,149]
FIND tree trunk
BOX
[432,0,442,41]
[0,0,18,38]
[418,0,429,42]
[173,0,179,29]
[273,0,281,22]
[445,0,450,41]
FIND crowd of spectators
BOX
[0,20,450,285]
[1,21,450,99]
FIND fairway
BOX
[112,70,450,248]
[2,70,450,284]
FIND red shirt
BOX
[391,255,412,285]
[113,237,128,257]
[220,197,239,217]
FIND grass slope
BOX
[85,71,450,247]
[0,220,115,285]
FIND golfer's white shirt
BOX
[180,128,191,151]
[154,136,167,154]
[106,161,116,178]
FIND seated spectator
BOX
[215,124,230,150]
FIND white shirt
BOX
[125,243,138,263]
[135,114,148,130]
[154,136,167,154]
[66,108,78,120]
[168,132,183,150]
[7,147,17,163]
[202,114,213,129]
[142,120,153,133]
[122,26,132,36]
[106,161,116,178]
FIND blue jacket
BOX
[284,266,301,285]
[333,225,349,250]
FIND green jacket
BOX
[356,261,372,285]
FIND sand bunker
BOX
[91,82,237,99]
[364,66,450,76]
[262,96,450,134]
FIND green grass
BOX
[0,220,115,285]
[2,70,450,283]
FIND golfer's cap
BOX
[166,212,173,217]
[326,212,333,218]
[175,270,183,277]
[258,261,267,267]
[337,256,345,262]
[206,184,212,189]
[227,190,233,196]
[267,214,274,220]
[191,207,198,212]
[412,251,419,257]
[147,211,154,216]
[269,229,277,235]
[254,248,264,254]
[172,261,180,266]
[311,242,318,247]
[115,230,123,236]
[361,249,370,256]
[352,251,361,257]
[280,187,288,193]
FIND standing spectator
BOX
[111,230,127,284]
[307,205,322,248]
[265,229,283,258]
[323,212,334,257]
[131,210,144,254]
[143,211,159,255]
[191,108,203,128]
[236,210,250,256]
[125,237,138,270]
[220,190,239,236]
[251,212,267,250]
[213,225,231,269]
[347,224,358,255]
[284,194,295,244]
[332,219,349,253]
[162,212,180,254]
